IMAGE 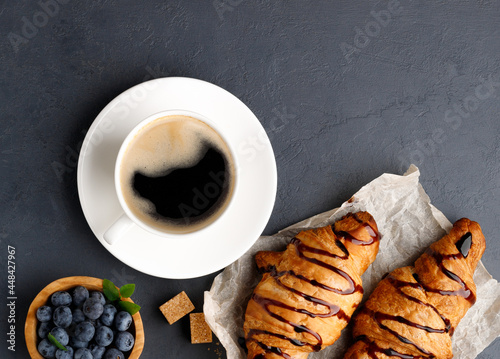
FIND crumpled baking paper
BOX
[204,165,500,359]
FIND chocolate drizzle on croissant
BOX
[244,212,380,359]
[344,219,486,359]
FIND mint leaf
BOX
[118,300,141,315]
[48,333,67,351]
[119,284,135,298]
[102,279,120,301]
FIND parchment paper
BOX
[204,165,500,359]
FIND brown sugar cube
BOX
[190,313,212,344]
[159,291,195,324]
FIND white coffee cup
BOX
[103,109,239,245]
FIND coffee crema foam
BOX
[119,115,235,234]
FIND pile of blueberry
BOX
[36,286,135,359]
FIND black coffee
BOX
[133,146,229,224]
[119,115,235,234]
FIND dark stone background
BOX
[1,1,499,358]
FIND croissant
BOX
[243,211,380,359]
[344,218,486,359]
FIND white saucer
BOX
[77,77,277,279]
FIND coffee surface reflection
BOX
[119,115,235,234]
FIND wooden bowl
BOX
[25,276,144,359]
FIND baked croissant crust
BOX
[344,218,486,359]
[243,211,380,359]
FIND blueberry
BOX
[53,306,73,328]
[37,306,53,322]
[82,297,104,320]
[66,323,76,337]
[104,348,124,359]
[89,344,106,359]
[72,286,89,307]
[38,321,53,339]
[38,338,57,358]
[74,321,95,342]
[72,308,86,324]
[51,291,72,307]
[74,348,93,359]
[114,330,134,352]
[69,337,88,349]
[87,318,98,328]
[96,319,105,328]
[90,291,106,306]
[50,327,69,346]
[114,311,132,331]
[100,304,117,326]
[94,325,114,347]
[55,346,74,359]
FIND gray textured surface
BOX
[1,1,499,358]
